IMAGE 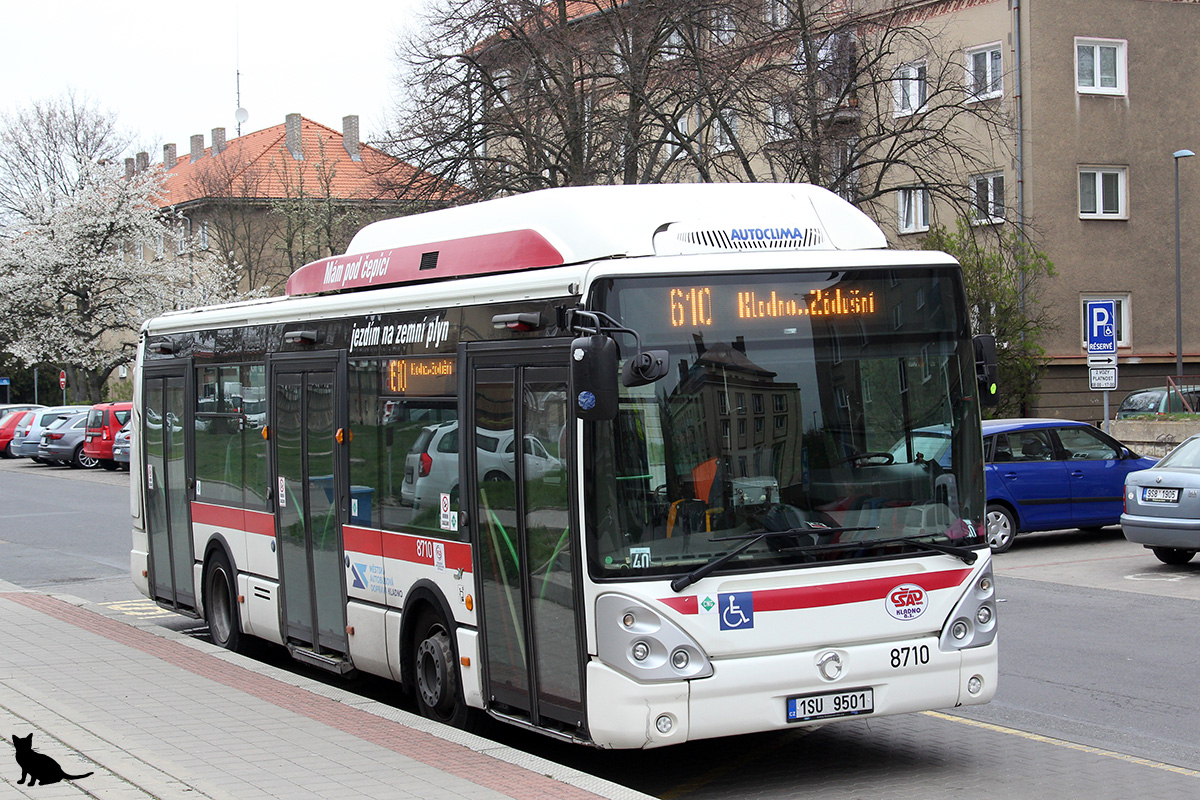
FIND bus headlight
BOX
[939,561,998,652]
[596,594,714,682]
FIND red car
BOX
[83,401,132,470]
[0,410,35,458]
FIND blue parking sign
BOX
[1086,301,1117,355]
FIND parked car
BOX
[401,421,561,510]
[1116,386,1200,419]
[37,411,99,468]
[1121,434,1200,565]
[12,405,92,460]
[0,410,35,458]
[0,403,44,423]
[111,421,131,469]
[982,418,1157,553]
[83,400,132,470]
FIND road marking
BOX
[923,711,1200,778]
[96,599,181,619]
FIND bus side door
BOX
[463,340,585,735]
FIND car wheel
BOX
[985,504,1017,554]
[100,459,118,471]
[72,445,99,469]
[412,608,472,729]
[205,551,246,652]
[1,442,11,458]
[1151,547,1196,565]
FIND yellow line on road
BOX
[923,711,1200,778]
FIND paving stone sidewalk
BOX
[0,586,653,800]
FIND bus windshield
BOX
[585,267,986,580]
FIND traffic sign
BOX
[1086,354,1117,367]
[1085,300,1117,355]
[59,370,66,389]
[1089,366,1118,391]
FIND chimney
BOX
[163,143,177,169]
[286,113,303,160]
[212,127,226,155]
[190,134,205,163]
[342,115,361,162]
[125,158,135,178]
[136,151,150,172]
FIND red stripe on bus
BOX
[344,526,473,574]
[191,502,276,537]
[658,568,973,614]
[285,230,564,296]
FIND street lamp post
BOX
[1174,149,1195,379]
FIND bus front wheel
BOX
[412,610,470,728]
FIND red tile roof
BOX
[157,116,433,208]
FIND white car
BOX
[401,422,561,510]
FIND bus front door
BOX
[143,367,195,612]
[270,357,350,666]
[465,342,585,735]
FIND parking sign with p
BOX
[1086,300,1117,355]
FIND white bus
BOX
[131,183,999,748]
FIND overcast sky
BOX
[0,2,422,161]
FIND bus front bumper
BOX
[585,636,997,749]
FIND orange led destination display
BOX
[669,286,878,327]
[384,357,456,396]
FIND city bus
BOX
[130,183,999,748]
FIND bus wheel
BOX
[413,611,469,728]
[205,551,245,653]
[985,504,1016,554]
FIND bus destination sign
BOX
[384,357,456,396]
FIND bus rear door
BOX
[463,340,585,735]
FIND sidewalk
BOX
[0,583,652,800]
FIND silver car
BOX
[13,405,92,460]
[1122,433,1200,564]
[36,411,98,468]
[111,421,131,469]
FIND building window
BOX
[712,8,735,45]
[713,109,738,152]
[1076,37,1126,96]
[898,187,930,233]
[971,172,1005,224]
[662,28,687,60]
[967,43,1002,100]
[894,61,927,115]
[1079,167,1127,219]
[671,110,691,157]
[199,221,210,250]
[1080,294,1131,348]
[766,0,789,28]
[769,101,793,142]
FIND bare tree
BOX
[383,0,1012,218]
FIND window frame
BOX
[966,42,1003,101]
[1075,37,1127,96]
[970,172,1005,225]
[1078,166,1128,219]
[897,186,930,234]
[894,60,927,116]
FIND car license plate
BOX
[787,688,873,723]
[1142,487,1180,503]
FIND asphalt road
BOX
[3,456,1200,798]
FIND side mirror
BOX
[622,350,670,387]
[571,335,618,421]
[974,334,999,407]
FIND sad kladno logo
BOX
[885,583,928,621]
[11,733,93,787]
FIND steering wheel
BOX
[842,451,895,467]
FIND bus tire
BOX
[985,504,1016,554]
[412,609,470,728]
[205,551,246,653]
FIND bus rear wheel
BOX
[412,610,470,728]
[205,551,245,653]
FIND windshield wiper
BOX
[668,524,878,593]
[668,527,978,593]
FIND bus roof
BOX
[284,183,888,296]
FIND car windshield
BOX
[1119,391,1163,414]
[1155,437,1200,469]
[585,267,986,580]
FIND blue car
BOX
[983,418,1157,552]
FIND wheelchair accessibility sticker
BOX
[719,592,754,630]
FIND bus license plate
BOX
[1142,487,1180,503]
[787,688,873,723]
